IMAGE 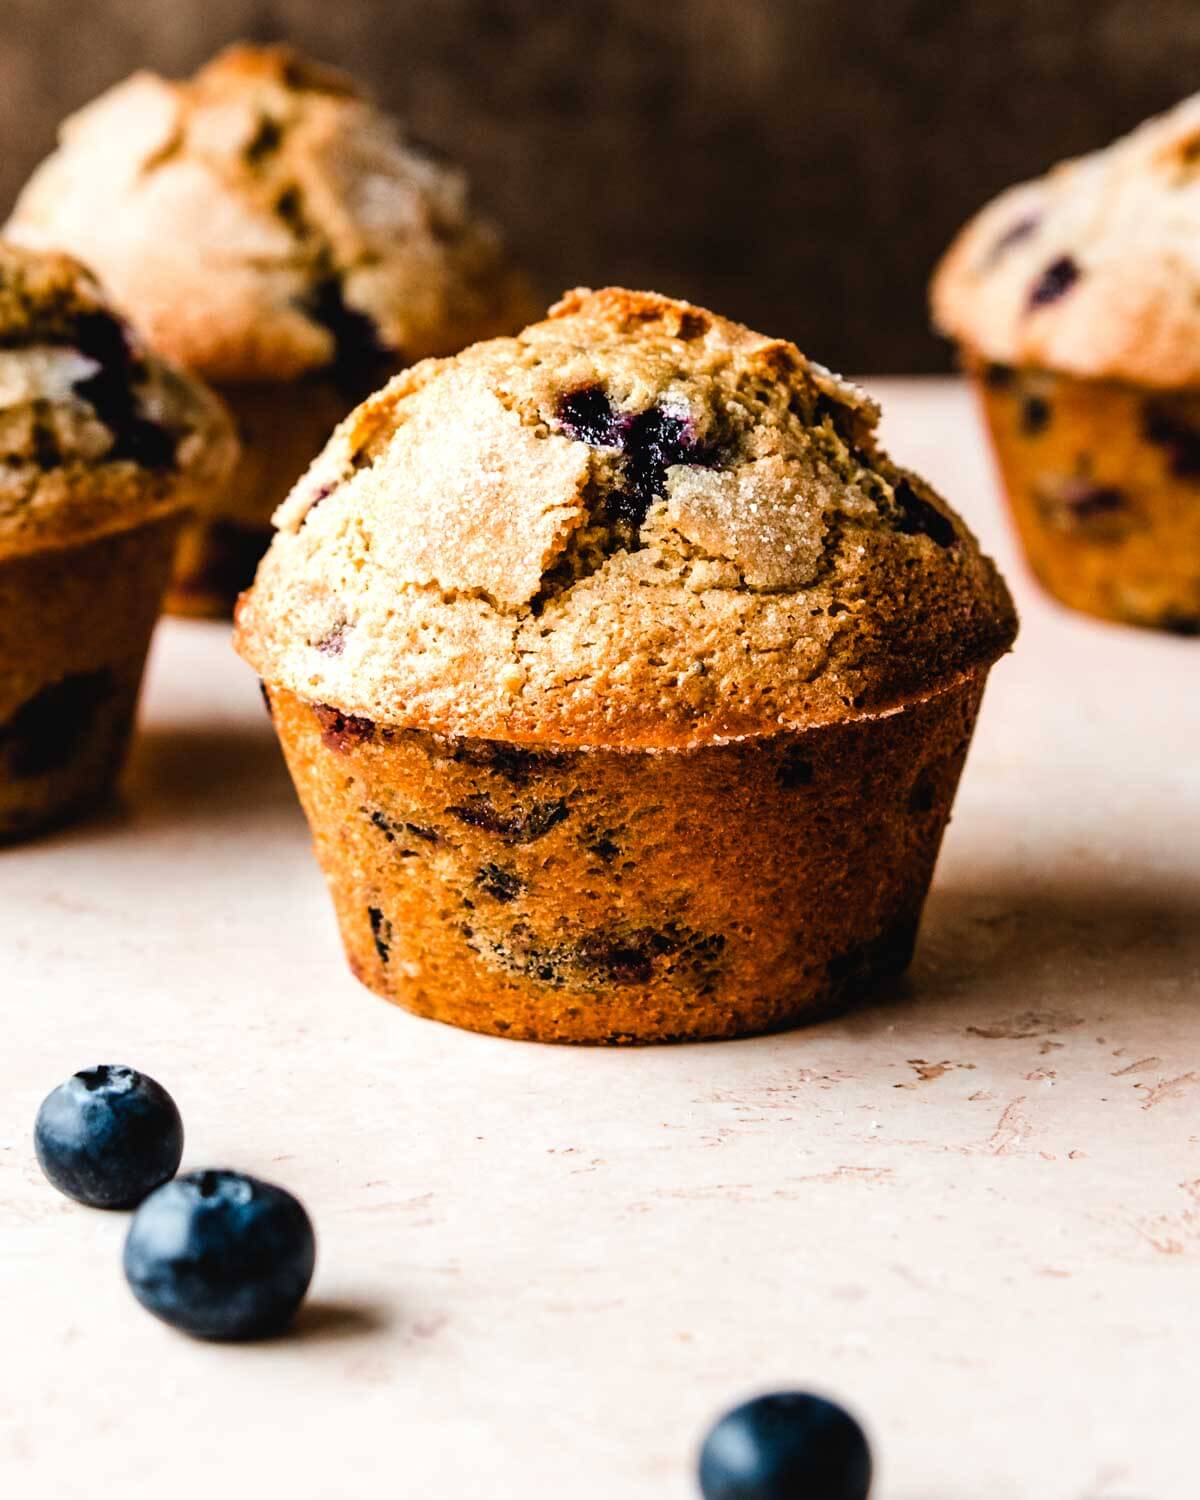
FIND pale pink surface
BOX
[1,378,1196,1500]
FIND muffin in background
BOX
[0,243,236,841]
[932,94,1200,635]
[6,44,531,617]
[237,287,1016,1044]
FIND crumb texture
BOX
[5,44,530,384]
[263,672,984,1042]
[932,92,1200,387]
[0,241,235,558]
[237,287,1016,747]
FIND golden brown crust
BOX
[263,672,986,1042]
[971,360,1200,633]
[236,287,1017,748]
[5,44,532,384]
[932,93,1200,389]
[0,241,236,559]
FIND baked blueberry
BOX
[1,669,115,779]
[892,479,957,547]
[556,387,716,528]
[987,211,1040,263]
[615,406,713,527]
[1028,254,1080,309]
[698,1391,872,1500]
[72,310,177,468]
[123,1170,315,1340]
[34,1064,183,1209]
[557,385,621,447]
[305,276,394,402]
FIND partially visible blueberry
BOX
[72,311,177,468]
[986,211,1041,264]
[305,277,394,401]
[892,478,957,547]
[123,1170,315,1341]
[34,1065,183,1209]
[1028,254,1080,309]
[1,669,116,779]
[557,385,621,447]
[555,387,717,529]
[1020,394,1051,435]
[616,406,712,527]
[698,1391,872,1500]
[1142,403,1200,477]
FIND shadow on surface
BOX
[0,721,299,854]
[827,868,1200,1043]
[289,1298,394,1344]
[116,720,297,830]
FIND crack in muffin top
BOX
[932,92,1200,388]
[0,241,237,558]
[4,44,531,386]
[235,287,1016,748]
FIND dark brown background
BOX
[2,0,1198,371]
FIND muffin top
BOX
[5,44,529,389]
[0,242,237,559]
[932,93,1200,389]
[236,288,1016,749]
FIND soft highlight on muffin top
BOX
[932,92,1200,388]
[0,241,236,557]
[236,287,1016,748]
[5,44,530,387]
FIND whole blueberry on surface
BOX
[34,1065,184,1209]
[123,1170,315,1340]
[698,1392,872,1500]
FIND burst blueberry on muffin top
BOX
[5,44,530,390]
[236,287,1016,747]
[0,242,235,556]
[932,92,1200,387]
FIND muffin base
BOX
[165,378,354,618]
[0,517,178,841]
[264,672,987,1043]
[973,361,1200,633]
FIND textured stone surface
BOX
[3,2,1200,371]
[1,380,1198,1498]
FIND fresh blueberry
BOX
[34,1065,183,1209]
[123,1170,315,1341]
[698,1392,872,1500]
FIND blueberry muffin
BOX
[0,243,236,840]
[236,288,1016,1043]
[6,44,530,617]
[932,94,1200,634]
